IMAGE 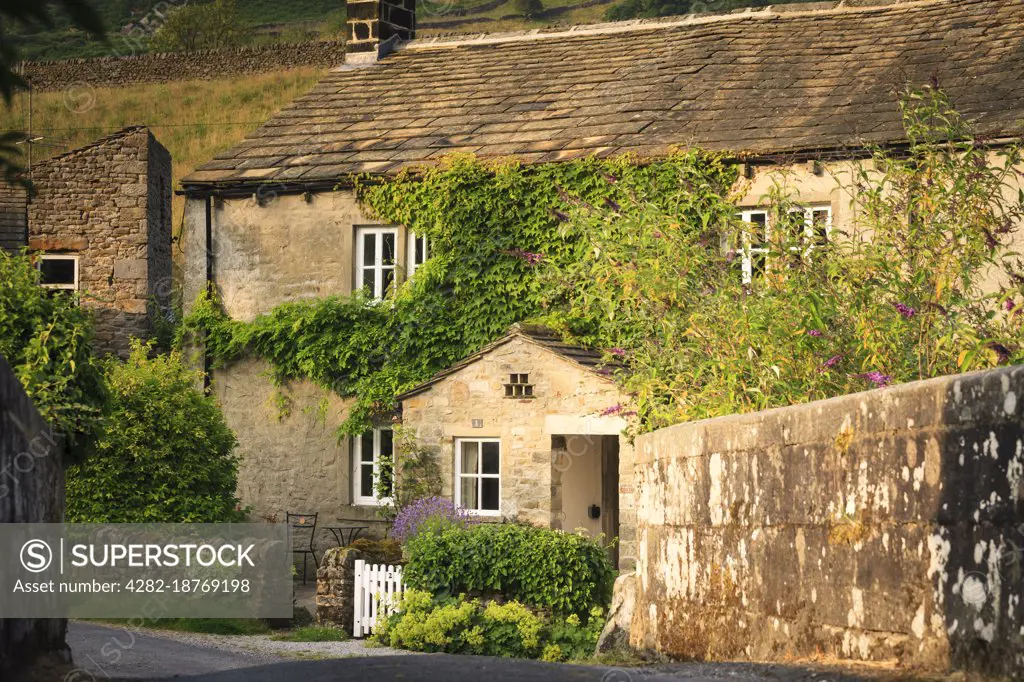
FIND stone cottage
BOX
[2,127,173,357]
[179,0,1024,569]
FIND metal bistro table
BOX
[323,520,371,547]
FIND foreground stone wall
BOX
[0,356,68,679]
[631,366,1024,675]
[20,42,343,92]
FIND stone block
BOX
[113,258,147,280]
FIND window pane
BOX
[382,268,394,297]
[415,236,425,265]
[460,477,479,510]
[360,433,374,462]
[380,465,393,498]
[39,258,75,286]
[362,267,375,292]
[360,463,374,498]
[748,213,767,247]
[481,478,499,511]
[461,441,479,474]
[380,429,393,458]
[812,209,830,246]
[363,232,376,266]
[482,442,499,474]
[382,232,396,266]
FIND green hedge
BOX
[403,523,615,617]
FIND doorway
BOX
[551,434,620,565]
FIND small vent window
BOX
[504,373,534,398]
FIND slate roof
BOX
[396,324,614,400]
[182,0,1024,190]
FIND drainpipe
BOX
[203,196,213,393]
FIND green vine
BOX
[177,152,737,437]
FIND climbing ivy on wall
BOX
[178,152,738,436]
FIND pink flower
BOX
[820,355,842,372]
[807,329,823,337]
[608,347,627,356]
[893,302,916,318]
[856,371,892,387]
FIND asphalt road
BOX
[67,622,879,682]
[66,621,274,680]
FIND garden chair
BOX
[287,512,319,585]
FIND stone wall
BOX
[19,42,343,92]
[316,547,365,633]
[0,355,68,679]
[24,126,172,357]
[630,366,1024,675]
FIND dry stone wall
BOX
[0,355,68,679]
[631,366,1024,675]
[19,41,343,92]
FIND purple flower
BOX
[893,302,916,318]
[599,404,636,417]
[1005,298,1015,312]
[551,209,570,222]
[391,496,474,544]
[604,198,621,212]
[857,371,892,387]
[725,249,737,263]
[608,347,627,356]
[807,329,824,337]
[820,355,843,372]
[652,231,663,239]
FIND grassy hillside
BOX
[15,0,824,61]
[0,68,325,237]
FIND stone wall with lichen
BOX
[630,365,1024,675]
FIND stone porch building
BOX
[179,0,1024,568]
[2,127,173,357]
[397,324,631,564]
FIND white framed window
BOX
[737,206,832,283]
[408,232,429,277]
[352,428,393,506]
[36,254,79,291]
[737,209,768,284]
[355,226,398,299]
[455,438,500,515]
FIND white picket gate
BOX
[352,559,405,637]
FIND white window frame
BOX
[737,205,832,283]
[408,231,429,277]
[355,226,398,300]
[454,437,501,515]
[352,428,393,506]
[36,254,79,291]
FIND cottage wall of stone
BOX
[399,337,635,566]
[631,365,1024,675]
[24,128,171,357]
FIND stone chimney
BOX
[345,0,416,64]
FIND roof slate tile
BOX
[184,0,1024,188]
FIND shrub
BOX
[66,341,242,522]
[0,250,105,450]
[348,538,403,564]
[375,589,604,661]
[513,0,544,18]
[403,522,615,617]
[391,496,473,544]
[543,87,1024,431]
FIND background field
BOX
[0,68,326,239]
[14,0,819,60]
